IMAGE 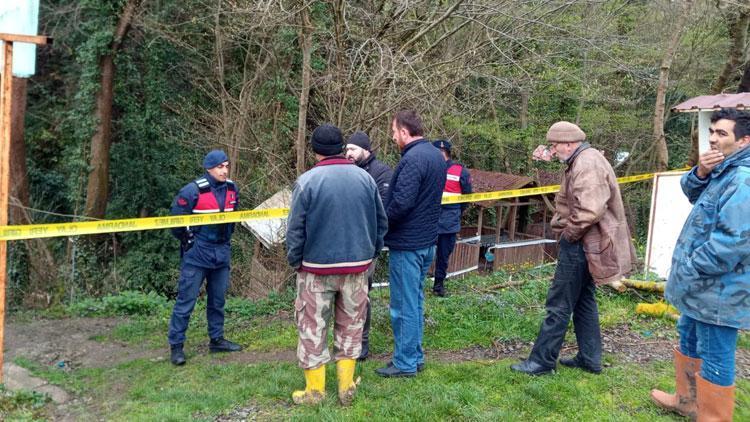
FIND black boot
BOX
[209,337,243,353]
[358,300,372,361]
[510,359,553,376]
[432,278,446,297]
[171,343,186,366]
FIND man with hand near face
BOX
[512,121,636,377]
[651,108,750,421]
[345,131,393,361]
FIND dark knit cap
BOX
[203,149,229,169]
[311,124,344,156]
[432,140,452,153]
[347,131,371,152]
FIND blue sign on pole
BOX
[0,1,40,78]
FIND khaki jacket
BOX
[550,145,636,285]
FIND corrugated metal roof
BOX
[468,168,535,193]
[672,93,750,112]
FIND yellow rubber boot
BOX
[337,359,361,406]
[292,365,325,405]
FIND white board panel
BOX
[241,188,291,249]
[644,171,693,279]
[0,1,40,77]
[698,110,711,154]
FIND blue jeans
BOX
[168,263,230,345]
[389,246,435,372]
[677,314,738,386]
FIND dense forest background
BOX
[7,0,750,307]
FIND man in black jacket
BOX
[346,131,393,361]
[346,131,393,200]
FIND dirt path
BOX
[5,317,161,370]
[7,317,749,373]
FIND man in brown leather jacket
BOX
[511,121,636,376]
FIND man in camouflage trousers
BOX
[295,272,370,369]
[286,124,388,406]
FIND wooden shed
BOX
[435,168,559,279]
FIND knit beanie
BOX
[311,124,344,156]
[203,149,229,169]
[347,131,371,152]
[432,140,452,153]
[546,121,586,143]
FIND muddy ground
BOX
[5,316,749,420]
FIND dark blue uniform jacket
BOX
[170,173,238,269]
[437,160,472,234]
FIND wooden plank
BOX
[507,199,518,241]
[476,207,483,237]
[494,205,502,244]
[0,33,52,45]
[0,41,13,382]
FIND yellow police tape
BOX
[0,168,689,241]
[441,171,658,204]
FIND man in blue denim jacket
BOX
[651,108,750,421]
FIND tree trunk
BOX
[520,87,529,130]
[739,64,750,93]
[9,77,29,226]
[712,9,750,94]
[653,1,693,172]
[83,0,139,218]
[10,77,56,295]
[296,6,313,176]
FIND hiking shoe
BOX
[375,362,416,378]
[559,356,601,374]
[510,359,554,376]
[209,337,242,353]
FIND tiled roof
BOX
[468,168,535,193]
[672,93,750,112]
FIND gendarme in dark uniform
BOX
[432,140,472,297]
[168,150,243,365]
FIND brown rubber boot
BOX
[696,373,735,422]
[650,346,702,418]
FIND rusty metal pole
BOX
[0,40,13,382]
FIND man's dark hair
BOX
[393,110,424,137]
[711,108,750,140]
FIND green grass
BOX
[0,384,50,421]
[15,356,748,421]
[8,264,750,420]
